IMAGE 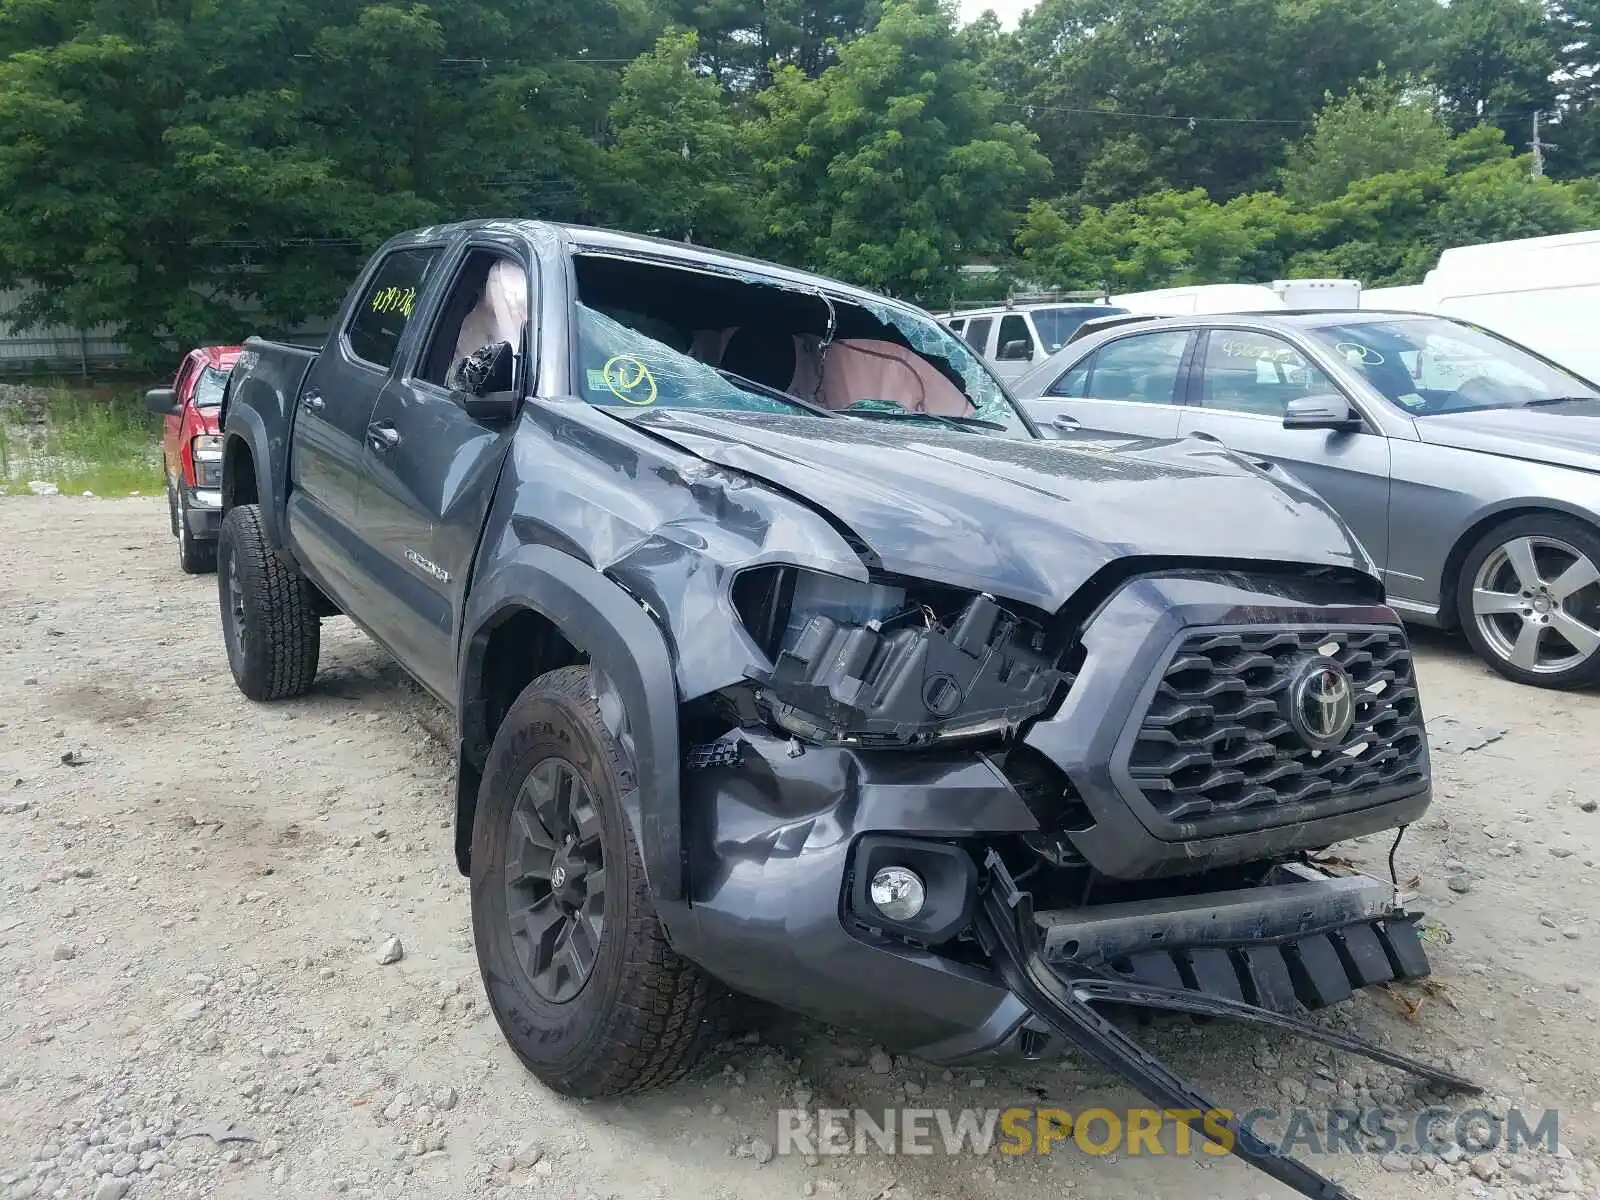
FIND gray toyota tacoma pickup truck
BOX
[216,220,1473,1197]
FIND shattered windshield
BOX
[568,256,1033,437]
[193,366,229,409]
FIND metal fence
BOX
[0,286,331,376]
[0,289,134,375]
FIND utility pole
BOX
[1530,110,1554,178]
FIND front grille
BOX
[1127,626,1426,824]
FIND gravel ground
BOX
[3,496,1600,1200]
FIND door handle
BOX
[366,422,401,453]
[301,393,325,414]
[1052,414,1080,430]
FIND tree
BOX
[663,0,879,88]
[600,31,755,246]
[0,0,636,362]
[750,0,1049,302]
[1017,188,1304,291]
[1432,0,1558,145]
[992,0,1440,203]
[1281,76,1453,206]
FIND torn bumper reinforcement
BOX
[975,850,1479,1200]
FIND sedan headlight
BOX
[192,435,223,488]
[731,565,1069,747]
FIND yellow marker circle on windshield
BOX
[603,356,658,406]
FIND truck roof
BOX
[382,219,931,318]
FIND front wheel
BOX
[470,666,722,1097]
[1456,514,1600,689]
[176,490,217,574]
[216,503,320,701]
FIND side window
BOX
[947,318,966,338]
[963,316,993,353]
[1078,331,1192,404]
[1200,330,1336,417]
[416,250,532,390]
[996,314,1034,361]
[345,248,442,370]
[1047,360,1092,397]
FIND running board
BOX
[973,850,1479,1200]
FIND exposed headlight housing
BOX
[192,435,223,488]
[732,565,1069,747]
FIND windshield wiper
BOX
[844,407,1009,432]
[1525,395,1600,407]
[713,369,839,418]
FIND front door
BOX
[287,245,445,604]
[990,312,1037,382]
[356,243,531,701]
[1176,327,1393,569]
[1023,327,1195,441]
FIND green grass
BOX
[0,382,164,498]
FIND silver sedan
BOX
[1010,310,1600,689]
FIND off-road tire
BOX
[471,665,723,1097]
[1456,512,1600,690]
[177,491,217,575]
[217,503,320,701]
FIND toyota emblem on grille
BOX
[1287,657,1355,749]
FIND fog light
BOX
[869,866,926,921]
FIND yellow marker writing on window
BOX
[602,356,658,406]
[370,285,417,318]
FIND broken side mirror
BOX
[448,341,519,422]
[1283,394,1362,432]
[144,386,180,418]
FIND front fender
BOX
[457,544,684,903]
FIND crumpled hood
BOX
[628,410,1373,612]
[1413,401,1600,474]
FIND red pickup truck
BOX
[145,344,242,573]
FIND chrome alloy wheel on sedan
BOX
[1468,532,1600,684]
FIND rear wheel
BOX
[470,665,722,1097]
[217,503,320,701]
[1456,514,1600,689]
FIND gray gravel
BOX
[2,497,1599,1200]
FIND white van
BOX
[1111,282,1287,315]
[1362,230,1600,379]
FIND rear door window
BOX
[345,248,443,370]
[963,317,993,353]
[1073,330,1192,404]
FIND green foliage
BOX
[993,0,1440,203]
[748,0,1049,303]
[600,32,755,246]
[0,385,161,497]
[1432,0,1558,140]
[1281,77,1453,207]
[0,0,635,365]
[1,0,1598,362]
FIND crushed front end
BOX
[670,564,1469,1199]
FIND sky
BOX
[957,0,1032,29]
